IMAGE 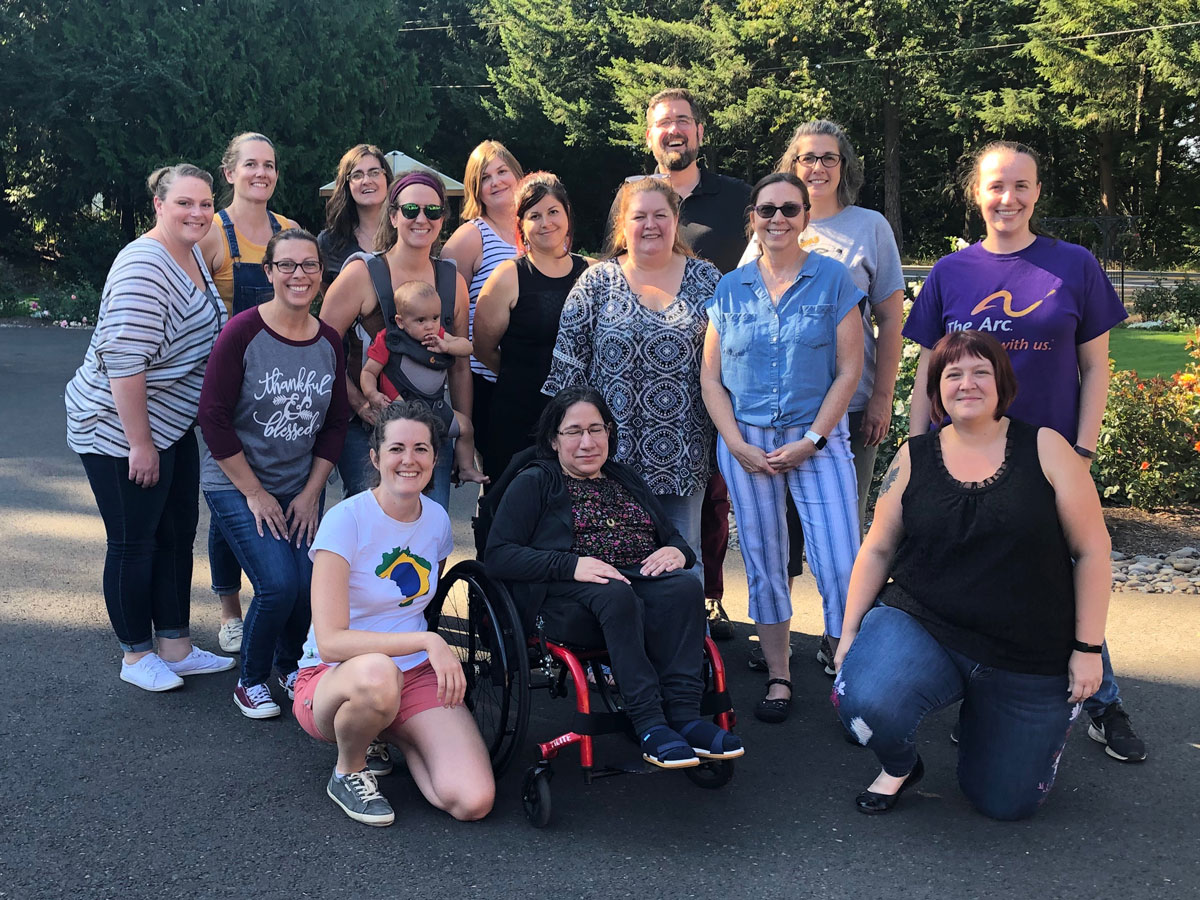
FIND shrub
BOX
[1094,339,1200,508]
[1130,279,1200,327]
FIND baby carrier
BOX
[359,253,458,429]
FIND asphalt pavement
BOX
[1,324,1197,900]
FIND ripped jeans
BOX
[832,604,1079,821]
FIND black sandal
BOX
[754,678,792,724]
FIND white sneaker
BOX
[278,670,298,700]
[218,618,244,653]
[120,653,184,692]
[234,680,281,719]
[162,646,237,677]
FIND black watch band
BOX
[1073,444,1096,460]
[1072,640,1103,653]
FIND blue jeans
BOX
[204,489,319,686]
[208,521,242,595]
[834,605,1079,821]
[334,415,453,510]
[1083,642,1120,718]
[655,488,705,587]
[335,417,373,497]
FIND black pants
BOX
[79,430,199,652]
[540,569,706,735]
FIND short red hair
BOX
[926,330,1019,423]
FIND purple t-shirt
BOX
[199,308,349,497]
[903,236,1127,444]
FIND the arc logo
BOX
[970,289,1052,318]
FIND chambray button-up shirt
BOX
[708,253,864,429]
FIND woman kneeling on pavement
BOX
[198,228,348,720]
[832,330,1110,820]
[294,401,494,826]
[485,386,744,769]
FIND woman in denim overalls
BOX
[199,132,299,654]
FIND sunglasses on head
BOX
[397,203,445,220]
[753,202,809,219]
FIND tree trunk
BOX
[119,188,137,243]
[882,67,903,254]
[1097,129,1118,216]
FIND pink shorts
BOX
[292,659,443,743]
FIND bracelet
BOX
[1073,444,1096,459]
[1071,639,1103,653]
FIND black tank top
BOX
[882,418,1075,675]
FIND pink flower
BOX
[70,294,77,300]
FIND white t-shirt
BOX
[300,490,453,673]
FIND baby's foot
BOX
[457,466,490,485]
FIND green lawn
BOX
[1108,328,1193,377]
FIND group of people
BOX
[66,86,1144,829]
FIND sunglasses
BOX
[753,202,809,219]
[398,203,445,220]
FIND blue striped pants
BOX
[717,419,860,634]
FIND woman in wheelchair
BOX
[485,385,744,769]
[295,401,495,827]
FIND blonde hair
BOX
[605,179,694,259]
[461,140,524,221]
[393,280,439,319]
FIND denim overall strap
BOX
[224,211,284,315]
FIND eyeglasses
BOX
[793,152,843,170]
[398,203,445,220]
[348,167,385,184]
[556,423,611,439]
[268,259,322,274]
[753,202,809,219]
[652,115,696,130]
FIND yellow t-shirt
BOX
[211,210,297,314]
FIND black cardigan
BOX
[483,456,696,630]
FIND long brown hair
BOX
[605,179,694,259]
[324,144,393,246]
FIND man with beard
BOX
[607,88,752,639]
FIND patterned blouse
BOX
[565,476,659,568]
[543,257,721,496]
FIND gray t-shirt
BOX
[740,205,904,412]
[198,309,349,497]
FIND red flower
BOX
[1140,461,1150,470]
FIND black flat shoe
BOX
[854,755,925,815]
[754,678,792,724]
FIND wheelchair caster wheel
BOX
[685,759,734,790]
[522,766,553,827]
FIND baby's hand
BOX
[421,333,451,353]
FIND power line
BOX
[395,20,503,33]
[758,19,1200,73]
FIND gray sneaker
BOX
[327,770,395,826]
[366,739,394,777]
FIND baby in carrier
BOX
[360,280,489,485]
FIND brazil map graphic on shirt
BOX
[374,546,432,607]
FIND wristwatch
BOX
[803,429,827,450]
[1073,444,1096,460]
[1072,640,1103,653]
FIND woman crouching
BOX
[485,386,744,769]
[295,401,494,826]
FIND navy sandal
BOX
[672,719,745,760]
[641,725,700,769]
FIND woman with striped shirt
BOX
[441,141,523,473]
[66,164,236,692]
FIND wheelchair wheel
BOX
[521,766,553,828]
[426,560,530,777]
[685,759,735,790]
